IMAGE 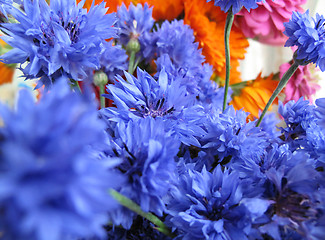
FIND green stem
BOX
[256,61,299,127]
[222,10,234,112]
[99,84,106,109]
[109,189,175,238]
[128,51,136,75]
[70,79,82,93]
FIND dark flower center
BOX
[275,189,318,226]
[34,12,84,48]
[137,98,175,118]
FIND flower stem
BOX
[256,61,300,127]
[109,189,175,238]
[99,84,106,109]
[70,79,81,93]
[128,51,136,75]
[223,10,234,112]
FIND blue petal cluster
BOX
[0,81,123,240]
[116,3,154,59]
[100,117,180,228]
[257,145,323,239]
[99,41,128,81]
[207,0,264,14]
[198,106,268,172]
[102,68,206,146]
[0,0,117,88]
[315,98,325,128]
[155,20,204,76]
[167,165,270,239]
[0,0,12,17]
[284,10,325,71]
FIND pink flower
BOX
[235,0,306,45]
[280,62,320,104]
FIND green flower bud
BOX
[93,71,108,87]
[126,38,141,54]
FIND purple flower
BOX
[0,81,124,240]
[258,145,323,239]
[207,0,264,14]
[0,0,118,88]
[315,98,325,129]
[166,165,270,239]
[284,10,325,71]
[116,3,154,59]
[102,117,180,229]
[102,68,206,146]
[155,20,204,76]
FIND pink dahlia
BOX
[280,61,320,104]
[235,0,306,45]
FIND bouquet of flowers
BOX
[0,0,325,239]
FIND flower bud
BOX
[126,38,141,54]
[93,71,108,87]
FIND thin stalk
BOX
[109,189,175,238]
[128,51,136,75]
[256,61,300,127]
[70,79,82,93]
[222,10,235,112]
[99,84,106,109]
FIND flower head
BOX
[230,73,279,120]
[101,117,180,228]
[155,20,204,76]
[315,98,325,129]
[102,68,206,146]
[207,0,264,14]
[284,10,325,71]
[184,0,249,85]
[235,0,306,45]
[99,41,128,81]
[258,146,323,239]
[115,3,154,58]
[137,0,184,21]
[77,0,131,13]
[1,0,118,88]
[167,165,269,239]
[0,81,123,240]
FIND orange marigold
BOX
[229,73,279,120]
[184,0,249,85]
[0,39,14,86]
[77,0,132,13]
[136,0,184,21]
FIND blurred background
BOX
[240,0,325,99]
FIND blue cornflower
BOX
[116,3,154,59]
[0,81,124,240]
[315,98,325,128]
[167,165,270,239]
[155,20,204,77]
[101,68,206,146]
[99,41,128,81]
[207,0,264,14]
[199,106,268,172]
[278,98,318,148]
[102,117,180,229]
[258,145,323,239]
[284,10,325,71]
[0,0,12,18]
[0,0,118,88]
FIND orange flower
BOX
[229,73,279,120]
[0,39,15,86]
[136,0,184,21]
[77,0,132,13]
[184,0,249,85]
